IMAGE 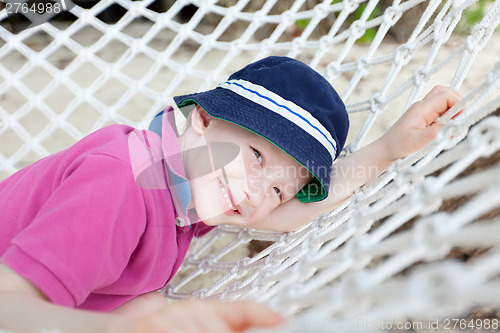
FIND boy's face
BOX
[183,106,312,231]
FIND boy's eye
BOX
[273,187,282,201]
[253,148,263,164]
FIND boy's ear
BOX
[191,105,213,135]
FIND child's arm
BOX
[0,264,283,333]
[254,86,462,232]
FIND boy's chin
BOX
[195,212,227,226]
[199,215,246,228]
[199,218,219,226]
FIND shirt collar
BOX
[130,107,215,236]
[146,106,194,228]
[161,109,216,237]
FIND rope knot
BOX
[326,61,341,78]
[282,10,294,24]
[370,93,384,112]
[292,38,305,53]
[356,55,371,76]
[230,40,243,52]
[319,35,333,51]
[413,66,431,86]
[433,20,447,44]
[314,3,330,19]
[342,0,358,13]
[350,21,366,40]
[383,6,402,26]
[414,214,452,261]
[395,44,412,65]
[253,10,265,25]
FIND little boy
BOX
[0,56,461,333]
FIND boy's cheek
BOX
[190,173,218,196]
[208,142,241,170]
[282,182,302,201]
[189,185,223,224]
[224,154,249,175]
[245,177,261,197]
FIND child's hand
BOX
[118,299,284,333]
[379,86,463,161]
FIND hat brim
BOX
[174,88,332,203]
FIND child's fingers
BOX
[213,300,284,331]
[192,310,234,333]
[419,121,445,144]
[413,86,462,127]
[381,86,462,160]
[423,85,462,103]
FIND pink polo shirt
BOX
[0,111,213,312]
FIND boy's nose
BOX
[245,171,277,209]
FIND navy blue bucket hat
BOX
[174,56,349,203]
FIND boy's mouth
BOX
[218,179,241,215]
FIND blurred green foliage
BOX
[293,0,382,43]
[294,0,497,43]
[457,0,497,33]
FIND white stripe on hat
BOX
[218,79,337,159]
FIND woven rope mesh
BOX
[1,0,500,331]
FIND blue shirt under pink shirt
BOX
[0,107,213,312]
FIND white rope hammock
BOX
[1,0,499,331]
